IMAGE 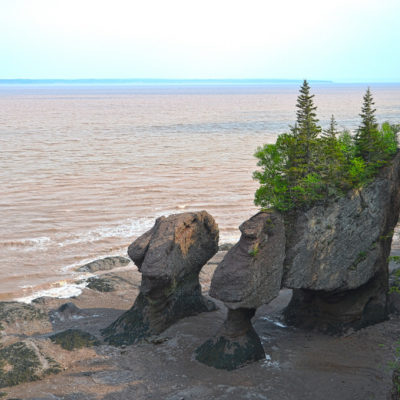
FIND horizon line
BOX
[1,78,399,85]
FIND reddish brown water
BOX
[1,83,399,300]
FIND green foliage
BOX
[248,243,259,257]
[355,87,379,161]
[389,268,400,294]
[322,115,339,139]
[348,157,367,183]
[253,82,398,212]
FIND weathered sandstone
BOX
[102,211,219,345]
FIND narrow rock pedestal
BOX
[195,211,285,369]
[102,211,219,346]
[195,308,265,370]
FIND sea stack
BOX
[195,211,285,370]
[283,151,400,333]
[102,211,219,345]
[197,151,400,369]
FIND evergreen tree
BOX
[355,88,379,162]
[253,82,398,212]
[322,115,338,139]
[289,80,321,178]
[320,115,347,186]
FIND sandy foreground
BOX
[3,251,400,400]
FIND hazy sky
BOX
[1,0,399,82]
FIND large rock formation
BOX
[102,211,219,346]
[197,152,400,369]
[284,151,400,333]
[195,211,285,369]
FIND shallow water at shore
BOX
[1,83,400,300]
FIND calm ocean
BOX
[1,82,399,300]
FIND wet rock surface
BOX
[5,287,400,400]
[50,329,100,351]
[195,308,265,370]
[0,302,51,341]
[51,303,86,322]
[102,211,219,346]
[76,257,131,273]
[0,340,61,388]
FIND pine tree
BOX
[320,115,347,186]
[355,88,379,162]
[289,80,321,177]
[322,115,338,139]
[254,83,398,212]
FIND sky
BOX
[1,0,399,82]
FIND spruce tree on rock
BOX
[289,80,321,178]
[355,88,379,163]
[320,115,346,186]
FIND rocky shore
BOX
[2,153,400,399]
[0,249,398,399]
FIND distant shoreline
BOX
[0,78,334,85]
[1,79,399,87]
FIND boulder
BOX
[50,329,100,351]
[102,211,219,346]
[51,302,86,322]
[85,272,139,293]
[76,256,130,273]
[196,211,284,369]
[283,151,400,332]
[86,277,116,292]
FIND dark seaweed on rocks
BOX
[0,302,47,330]
[195,308,265,370]
[76,256,130,273]
[50,329,100,351]
[0,341,60,388]
[86,277,115,292]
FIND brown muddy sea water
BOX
[1,83,399,300]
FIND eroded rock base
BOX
[284,270,388,334]
[195,308,265,370]
[102,278,216,346]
